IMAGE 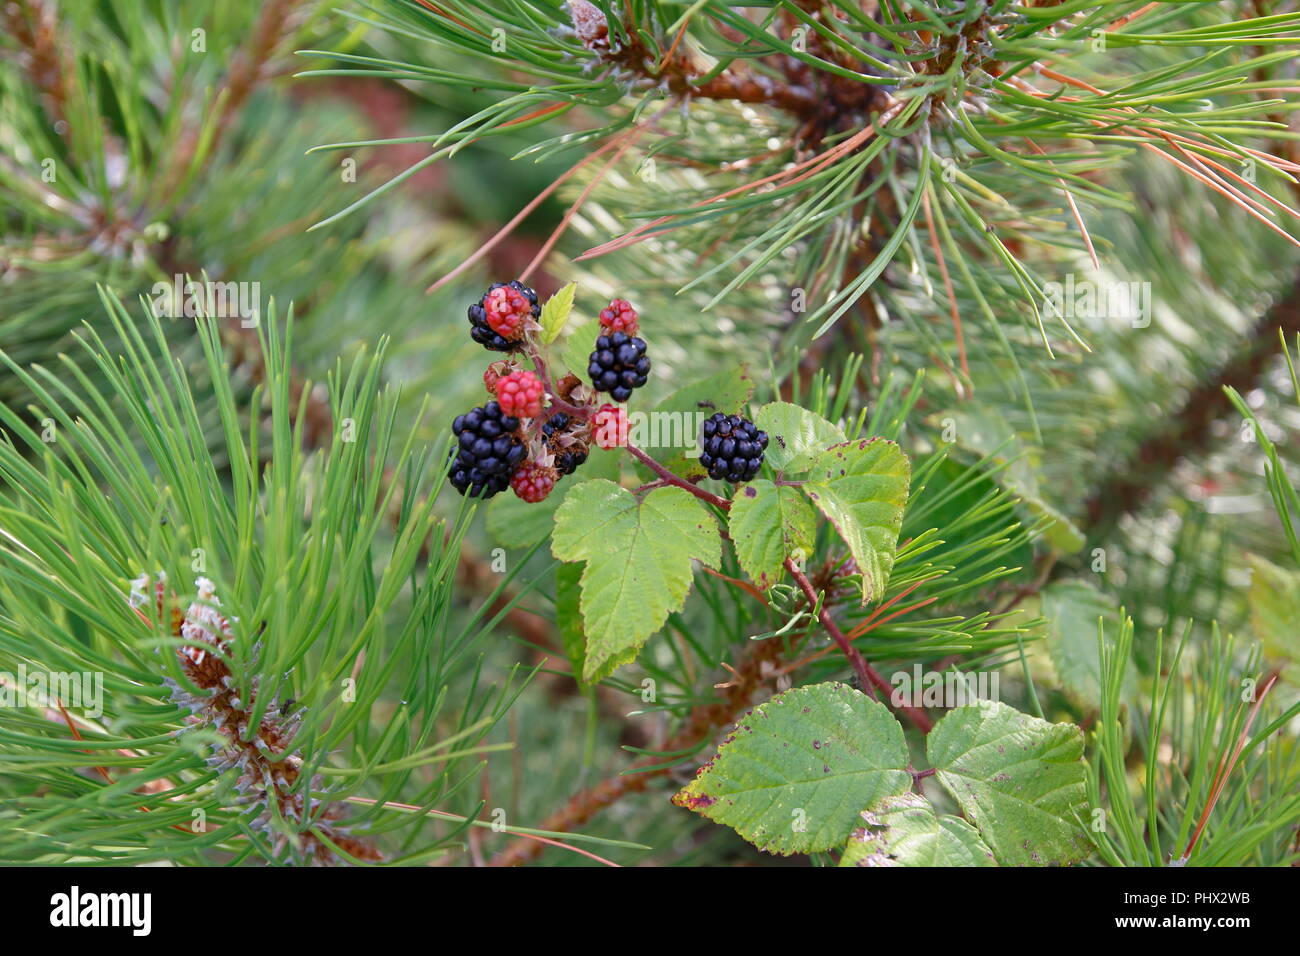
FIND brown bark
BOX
[1082,273,1300,532]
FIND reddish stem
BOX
[618,442,930,732]
[624,443,730,510]
[528,346,589,419]
[784,558,934,735]
[1180,671,1278,862]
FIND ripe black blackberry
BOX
[467,280,540,352]
[587,331,650,402]
[448,402,526,497]
[700,413,768,483]
[542,412,589,476]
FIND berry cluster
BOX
[452,282,655,502]
[448,282,771,499]
[598,299,639,335]
[468,280,539,351]
[449,402,527,498]
[543,412,590,474]
[700,413,768,483]
[588,331,650,403]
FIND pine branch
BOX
[133,575,382,864]
[163,0,307,193]
[490,630,788,866]
[3,0,72,135]
[1082,271,1300,533]
[567,0,886,129]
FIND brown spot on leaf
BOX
[673,792,717,810]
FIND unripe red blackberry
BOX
[592,403,628,449]
[588,331,650,403]
[448,402,526,498]
[700,413,768,483]
[542,412,589,475]
[495,369,545,419]
[482,359,518,395]
[598,298,639,335]
[510,460,557,503]
[467,280,539,351]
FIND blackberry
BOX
[495,369,545,419]
[448,401,526,497]
[587,331,650,402]
[542,412,589,476]
[511,460,557,503]
[700,413,768,483]
[467,280,540,352]
[598,298,639,335]
[592,403,628,450]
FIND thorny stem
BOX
[622,440,932,734]
[784,558,934,735]
[624,443,730,510]
[524,339,595,422]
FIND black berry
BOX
[543,412,589,476]
[467,280,540,352]
[587,331,650,403]
[448,401,526,497]
[700,413,768,483]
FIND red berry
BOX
[598,298,639,335]
[592,403,628,449]
[510,460,557,503]
[496,370,545,419]
[483,360,517,395]
[484,285,532,340]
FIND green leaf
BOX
[560,318,601,385]
[539,281,577,345]
[802,439,910,604]
[672,682,911,855]
[754,401,846,473]
[940,408,1082,554]
[1041,579,1133,707]
[555,560,631,690]
[647,365,754,475]
[552,479,721,682]
[839,792,996,867]
[1247,554,1300,666]
[728,479,816,588]
[485,447,621,548]
[486,491,566,549]
[926,701,1090,866]
[1021,493,1086,555]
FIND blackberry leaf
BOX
[673,682,911,855]
[802,439,911,604]
[552,479,720,683]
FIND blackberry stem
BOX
[624,443,730,510]
[784,557,934,735]
[528,346,590,419]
